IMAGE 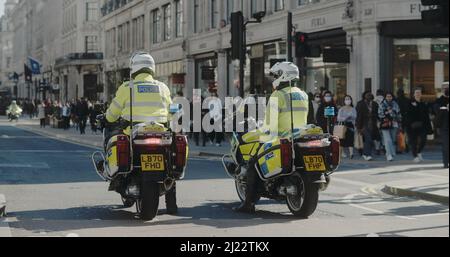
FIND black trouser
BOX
[242,158,259,205]
[79,116,87,134]
[63,116,70,130]
[441,129,449,167]
[194,131,207,146]
[408,129,427,158]
[40,118,46,128]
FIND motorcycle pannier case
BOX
[106,134,131,177]
[255,139,287,180]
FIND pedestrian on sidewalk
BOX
[356,91,380,161]
[434,82,449,169]
[375,89,386,156]
[378,92,402,162]
[308,92,322,126]
[38,101,46,128]
[208,92,224,147]
[337,95,357,159]
[317,91,338,133]
[62,102,71,130]
[77,98,89,135]
[405,87,433,163]
[396,88,410,154]
[89,103,101,134]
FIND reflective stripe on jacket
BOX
[106,73,173,123]
[263,86,309,135]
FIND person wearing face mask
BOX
[307,93,322,125]
[337,95,357,159]
[434,82,449,168]
[316,91,338,133]
[356,91,380,161]
[373,89,386,155]
[378,92,402,162]
[405,87,433,163]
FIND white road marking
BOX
[0,163,49,168]
[336,163,442,175]
[332,177,372,187]
[411,212,449,218]
[344,193,416,220]
[0,136,44,139]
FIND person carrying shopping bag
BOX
[337,95,357,159]
[378,92,402,162]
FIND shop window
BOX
[305,57,347,105]
[393,38,449,101]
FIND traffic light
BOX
[294,32,322,58]
[421,0,449,27]
[230,12,244,60]
[295,32,309,58]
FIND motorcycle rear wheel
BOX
[136,182,160,221]
[286,174,319,218]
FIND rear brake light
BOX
[298,139,330,148]
[145,138,162,145]
[280,139,292,172]
[117,136,130,169]
[175,136,187,167]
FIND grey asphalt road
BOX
[0,124,448,237]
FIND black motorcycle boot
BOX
[233,167,257,214]
[165,183,178,215]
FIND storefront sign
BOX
[311,17,326,28]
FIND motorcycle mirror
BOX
[169,104,181,114]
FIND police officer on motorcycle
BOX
[234,62,310,213]
[6,100,23,122]
[103,51,178,214]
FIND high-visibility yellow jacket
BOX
[263,86,309,136]
[7,103,22,116]
[106,73,173,124]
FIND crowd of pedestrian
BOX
[307,82,449,168]
[14,98,107,135]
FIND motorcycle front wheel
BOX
[286,174,319,218]
[136,182,160,221]
[235,180,261,204]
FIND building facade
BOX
[0,0,18,95]
[55,0,103,103]
[98,0,448,104]
[1,0,448,104]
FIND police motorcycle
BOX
[6,102,22,122]
[222,99,340,218]
[92,104,188,221]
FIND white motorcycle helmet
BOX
[130,51,156,76]
[270,62,300,90]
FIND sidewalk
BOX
[383,169,449,206]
